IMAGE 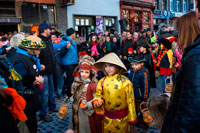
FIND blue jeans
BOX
[39,74,56,117]
[159,75,167,93]
[57,76,64,97]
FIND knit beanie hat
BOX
[128,48,134,52]
[38,21,52,32]
[66,28,75,36]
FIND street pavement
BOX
[37,78,162,133]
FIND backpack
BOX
[0,56,23,91]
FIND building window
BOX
[162,0,166,10]
[183,0,187,12]
[176,0,181,12]
[40,4,55,24]
[170,0,174,11]
[22,3,40,23]
[22,2,55,24]
[155,0,159,9]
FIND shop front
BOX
[120,0,154,32]
[74,15,117,38]
[153,10,170,30]
[67,0,120,38]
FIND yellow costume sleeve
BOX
[125,82,137,124]
[167,50,173,69]
[93,79,104,115]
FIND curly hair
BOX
[10,33,25,47]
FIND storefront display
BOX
[120,0,154,32]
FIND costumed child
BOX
[93,53,137,133]
[127,56,151,129]
[70,55,102,133]
[157,38,173,93]
[126,48,134,70]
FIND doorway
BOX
[0,24,18,34]
[77,26,91,41]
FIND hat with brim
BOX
[159,38,172,49]
[94,53,127,74]
[21,35,46,49]
[128,56,146,63]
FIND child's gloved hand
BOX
[93,99,103,108]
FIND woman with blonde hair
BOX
[161,10,200,132]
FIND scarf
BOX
[157,49,168,67]
[5,88,27,121]
[91,41,98,46]
[103,41,112,53]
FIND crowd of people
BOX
[0,7,200,133]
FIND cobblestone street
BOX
[37,79,162,133]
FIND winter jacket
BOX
[139,52,156,88]
[120,38,137,57]
[61,36,78,65]
[128,67,150,100]
[0,104,19,133]
[158,49,173,76]
[38,34,56,75]
[9,47,40,112]
[162,35,200,132]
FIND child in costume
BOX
[126,48,134,70]
[157,38,173,93]
[70,55,102,133]
[128,56,150,100]
[128,56,150,128]
[93,53,137,133]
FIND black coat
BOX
[120,38,137,56]
[139,52,156,88]
[161,35,200,132]
[38,34,56,75]
[0,104,19,133]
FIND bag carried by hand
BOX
[140,102,153,126]
[165,77,173,93]
[58,98,71,119]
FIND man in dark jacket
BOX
[38,21,57,122]
[120,31,137,66]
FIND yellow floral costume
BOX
[94,74,137,133]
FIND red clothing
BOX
[159,67,172,76]
[86,83,102,133]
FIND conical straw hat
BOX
[94,53,127,73]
